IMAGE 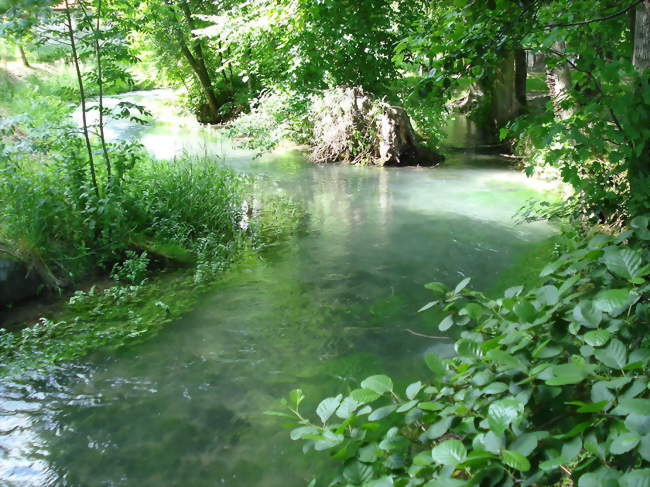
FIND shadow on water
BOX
[2,90,555,487]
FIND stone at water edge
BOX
[0,256,42,307]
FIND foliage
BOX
[277,217,650,486]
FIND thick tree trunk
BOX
[545,41,574,120]
[491,49,523,128]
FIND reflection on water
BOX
[2,90,554,487]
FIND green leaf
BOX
[482,382,508,395]
[603,248,643,280]
[369,404,397,421]
[610,433,641,455]
[419,300,439,313]
[343,461,373,484]
[619,468,650,487]
[546,362,587,386]
[317,394,342,423]
[439,314,455,331]
[616,398,650,415]
[536,285,560,306]
[583,330,611,347]
[501,449,530,472]
[336,395,361,419]
[510,432,540,456]
[424,353,446,378]
[290,425,319,440]
[456,339,482,359]
[594,288,636,315]
[425,282,448,295]
[454,277,471,294]
[406,381,423,400]
[423,479,467,487]
[361,375,393,395]
[289,389,305,409]
[487,349,527,372]
[488,399,523,434]
[573,301,602,328]
[413,449,434,466]
[350,388,381,404]
[594,338,627,369]
[421,416,454,441]
[514,301,537,323]
[431,439,467,466]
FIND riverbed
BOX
[1,90,555,487]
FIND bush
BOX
[277,217,650,486]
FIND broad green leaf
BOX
[423,478,467,487]
[317,394,342,423]
[290,425,319,441]
[418,300,439,313]
[583,330,611,347]
[439,314,455,331]
[289,389,305,409]
[573,301,602,328]
[456,338,482,359]
[610,432,641,455]
[594,338,627,369]
[361,375,393,395]
[406,381,423,400]
[514,301,537,323]
[343,461,373,484]
[425,282,448,295]
[420,416,453,441]
[603,248,643,280]
[640,436,650,462]
[487,349,527,372]
[546,362,587,386]
[350,388,381,404]
[594,288,636,315]
[626,414,650,435]
[536,285,559,306]
[510,432,539,456]
[397,399,418,413]
[488,399,523,434]
[424,353,446,378]
[431,439,467,465]
[619,468,650,487]
[369,404,397,421]
[501,449,530,472]
[482,382,508,395]
[336,395,361,419]
[616,398,650,416]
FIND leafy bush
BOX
[111,250,150,284]
[277,217,650,486]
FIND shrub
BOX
[277,217,650,486]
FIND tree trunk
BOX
[175,0,222,123]
[18,45,30,68]
[630,0,650,214]
[92,0,111,180]
[491,49,523,128]
[515,48,527,107]
[633,0,650,73]
[545,41,574,120]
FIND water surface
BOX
[2,90,554,487]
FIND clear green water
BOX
[2,91,555,486]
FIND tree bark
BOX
[18,45,30,68]
[174,0,222,122]
[515,48,527,107]
[545,41,574,120]
[92,0,111,180]
[491,49,523,128]
[633,0,650,72]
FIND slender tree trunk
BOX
[545,41,574,120]
[515,48,527,107]
[634,0,650,72]
[93,0,111,180]
[64,0,100,199]
[18,45,30,68]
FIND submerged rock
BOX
[0,255,42,307]
[310,86,443,167]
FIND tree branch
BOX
[546,0,643,29]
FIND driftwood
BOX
[309,87,443,167]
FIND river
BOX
[1,90,555,487]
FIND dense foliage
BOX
[277,217,650,486]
